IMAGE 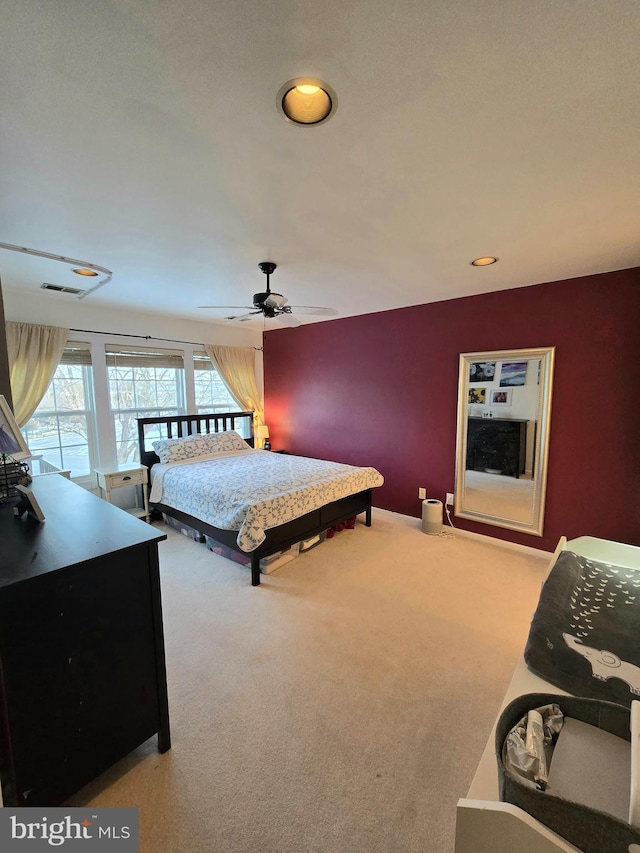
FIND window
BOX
[193,352,240,410]
[193,352,248,437]
[21,342,95,478]
[107,346,185,463]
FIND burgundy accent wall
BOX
[263,268,640,552]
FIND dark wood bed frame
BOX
[137,412,373,586]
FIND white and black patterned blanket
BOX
[149,448,384,552]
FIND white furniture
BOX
[94,463,150,522]
[455,535,640,853]
[28,455,71,478]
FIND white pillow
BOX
[152,434,205,464]
[199,430,248,454]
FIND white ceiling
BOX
[1,0,639,328]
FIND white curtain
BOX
[5,322,69,426]
[204,344,264,434]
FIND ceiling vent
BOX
[41,282,85,295]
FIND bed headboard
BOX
[137,411,255,470]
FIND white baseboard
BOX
[452,525,554,558]
[373,507,553,559]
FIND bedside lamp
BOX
[257,425,271,451]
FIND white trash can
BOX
[422,499,443,535]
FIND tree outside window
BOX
[194,351,240,409]
[108,347,185,463]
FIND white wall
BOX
[3,289,263,353]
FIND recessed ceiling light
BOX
[470,257,499,266]
[277,78,337,126]
[72,267,99,276]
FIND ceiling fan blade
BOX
[276,312,302,328]
[225,311,262,321]
[288,306,338,316]
[197,305,254,309]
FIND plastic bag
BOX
[502,703,564,790]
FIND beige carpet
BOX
[462,470,535,523]
[67,509,550,853]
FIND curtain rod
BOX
[69,328,263,351]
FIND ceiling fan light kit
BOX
[253,261,287,319]
[264,293,287,310]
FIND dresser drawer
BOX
[102,468,146,488]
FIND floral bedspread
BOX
[149,449,384,552]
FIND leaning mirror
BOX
[454,346,555,536]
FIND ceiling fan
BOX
[198,261,337,327]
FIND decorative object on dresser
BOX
[0,474,170,806]
[14,483,45,521]
[95,462,150,522]
[0,396,33,512]
[137,411,383,587]
[0,454,31,502]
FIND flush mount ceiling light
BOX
[72,268,99,276]
[277,78,337,126]
[470,256,499,266]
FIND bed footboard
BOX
[154,488,374,586]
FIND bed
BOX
[137,412,384,586]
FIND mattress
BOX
[149,448,383,552]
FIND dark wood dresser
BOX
[466,417,528,478]
[0,474,170,806]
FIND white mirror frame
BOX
[454,346,555,536]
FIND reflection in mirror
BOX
[454,347,555,536]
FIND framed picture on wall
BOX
[0,395,30,460]
[468,387,487,404]
[499,362,527,387]
[469,362,496,382]
[490,389,512,406]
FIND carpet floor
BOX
[67,509,550,853]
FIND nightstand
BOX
[94,463,150,522]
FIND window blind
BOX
[59,341,92,366]
[193,351,214,370]
[105,345,184,369]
